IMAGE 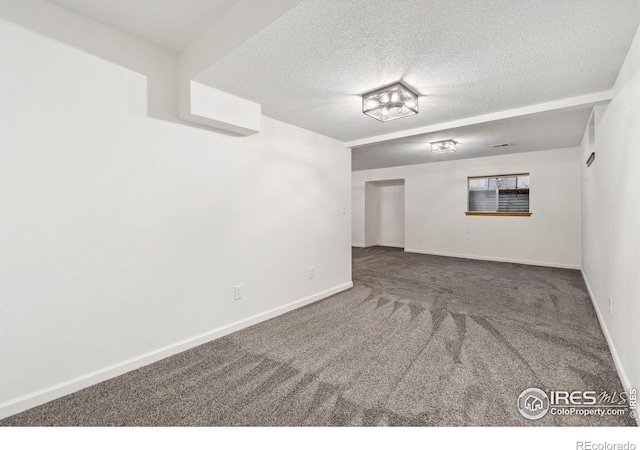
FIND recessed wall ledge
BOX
[179,81,261,136]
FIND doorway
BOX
[364,179,405,248]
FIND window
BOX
[466,174,531,216]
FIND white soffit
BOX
[45,0,299,136]
[48,0,237,52]
[352,108,593,171]
[187,81,261,135]
[196,0,640,142]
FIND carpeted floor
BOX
[1,246,634,426]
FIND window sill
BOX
[465,212,532,217]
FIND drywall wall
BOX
[0,6,351,418]
[364,183,381,247]
[580,24,640,406]
[378,184,405,248]
[351,174,365,247]
[352,148,581,268]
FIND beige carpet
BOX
[1,246,634,426]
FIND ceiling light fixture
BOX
[362,82,418,122]
[430,140,457,154]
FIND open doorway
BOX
[364,179,405,248]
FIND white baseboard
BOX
[581,271,638,427]
[0,281,353,421]
[352,243,404,249]
[377,243,405,248]
[403,248,581,270]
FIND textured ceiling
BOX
[352,108,593,171]
[41,0,640,170]
[196,0,640,142]
[48,0,236,52]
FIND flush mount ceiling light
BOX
[430,140,457,154]
[362,82,418,122]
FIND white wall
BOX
[0,5,351,418]
[580,25,640,405]
[378,184,405,248]
[364,182,381,247]
[351,174,365,247]
[352,148,582,268]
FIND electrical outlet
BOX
[234,285,243,301]
[609,297,613,316]
[342,204,347,214]
[309,266,315,279]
